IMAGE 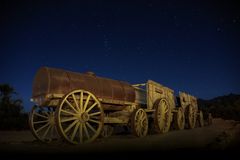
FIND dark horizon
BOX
[1,0,240,111]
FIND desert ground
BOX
[0,118,239,157]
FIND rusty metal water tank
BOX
[32,67,135,105]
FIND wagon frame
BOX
[29,67,206,144]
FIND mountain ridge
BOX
[198,93,240,121]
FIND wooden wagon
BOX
[29,67,205,144]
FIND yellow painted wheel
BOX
[154,99,172,133]
[56,90,104,144]
[29,105,59,142]
[185,104,197,129]
[131,108,148,137]
[174,107,185,130]
[101,125,114,138]
[198,110,204,127]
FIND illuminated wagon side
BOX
[29,67,205,144]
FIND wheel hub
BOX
[80,112,90,122]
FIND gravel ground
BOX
[0,118,239,157]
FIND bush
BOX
[0,84,29,130]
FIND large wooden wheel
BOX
[56,90,104,144]
[154,99,172,133]
[29,105,59,142]
[174,107,185,130]
[131,108,148,137]
[198,110,204,127]
[185,104,197,129]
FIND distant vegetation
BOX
[198,93,240,121]
[0,84,29,130]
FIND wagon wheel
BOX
[56,90,104,144]
[174,107,185,130]
[29,105,59,142]
[154,98,172,133]
[101,125,114,138]
[131,108,148,137]
[185,104,197,129]
[198,110,204,127]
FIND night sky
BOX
[0,0,240,111]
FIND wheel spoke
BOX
[136,123,140,132]
[138,112,141,119]
[86,122,97,133]
[42,124,51,139]
[71,122,80,141]
[164,108,169,114]
[65,99,78,113]
[79,91,83,113]
[61,117,78,123]
[162,102,167,111]
[50,125,54,138]
[42,111,50,116]
[89,111,101,117]
[89,119,100,124]
[60,109,76,116]
[33,120,49,124]
[72,94,80,112]
[140,111,144,119]
[86,102,98,113]
[83,123,90,139]
[36,122,50,133]
[34,112,48,119]
[64,120,79,133]
[83,95,91,111]
[79,123,83,143]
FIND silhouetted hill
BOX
[198,93,240,121]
